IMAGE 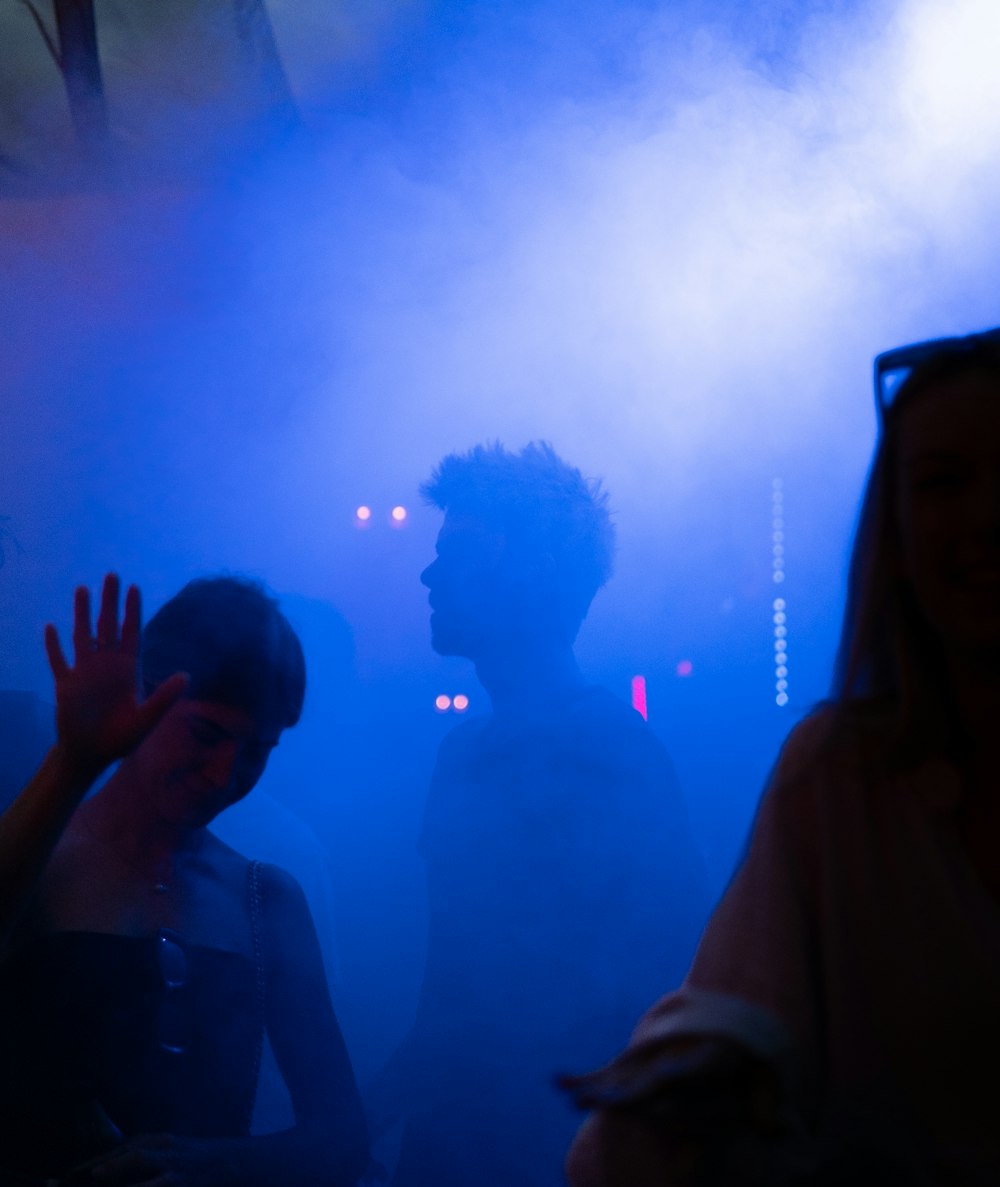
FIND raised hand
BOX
[44,574,188,780]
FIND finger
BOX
[135,672,189,736]
[120,583,142,654]
[87,1147,165,1184]
[44,623,70,680]
[72,584,93,659]
[96,573,121,648]
[87,1151,151,1183]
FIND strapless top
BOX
[0,930,260,1178]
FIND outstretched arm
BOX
[0,574,187,946]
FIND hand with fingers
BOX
[46,574,188,782]
[70,1133,232,1186]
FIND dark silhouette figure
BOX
[370,442,709,1187]
[566,329,1000,1186]
[0,574,369,1185]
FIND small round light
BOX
[774,625,787,638]
[453,694,469,712]
[355,505,372,522]
[773,598,786,611]
[773,571,785,583]
[434,694,451,712]
[391,505,407,522]
[776,679,788,691]
[776,665,788,678]
[676,659,693,677]
[776,692,789,707]
[773,612,786,624]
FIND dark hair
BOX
[832,334,1000,756]
[142,576,306,728]
[421,441,615,639]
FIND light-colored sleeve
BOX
[566,714,833,1185]
[679,722,826,1073]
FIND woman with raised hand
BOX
[0,574,369,1186]
[565,329,1000,1186]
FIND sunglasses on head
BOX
[873,327,1000,424]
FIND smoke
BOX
[3,0,1000,1053]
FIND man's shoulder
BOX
[564,685,674,770]
[434,713,492,761]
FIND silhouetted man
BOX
[375,442,709,1187]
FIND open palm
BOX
[45,574,187,778]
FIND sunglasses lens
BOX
[156,930,189,1054]
[157,931,187,989]
[879,365,912,412]
[158,995,187,1054]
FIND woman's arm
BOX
[255,861,370,1185]
[0,575,186,947]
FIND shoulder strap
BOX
[245,859,266,1134]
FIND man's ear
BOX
[508,550,557,592]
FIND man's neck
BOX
[473,642,586,723]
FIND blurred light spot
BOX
[776,665,788,678]
[391,505,408,523]
[453,694,470,712]
[776,692,789,707]
[776,679,788,691]
[773,611,786,624]
[435,694,451,712]
[675,659,694,677]
[631,675,648,720]
[773,571,785,583]
[773,598,786,611]
[355,505,372,524]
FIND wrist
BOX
[46,740,109,792]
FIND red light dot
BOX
[676,660,693,677]
[434,694,451,712]
[453,694,469,712]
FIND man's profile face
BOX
[420,511,510,658]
